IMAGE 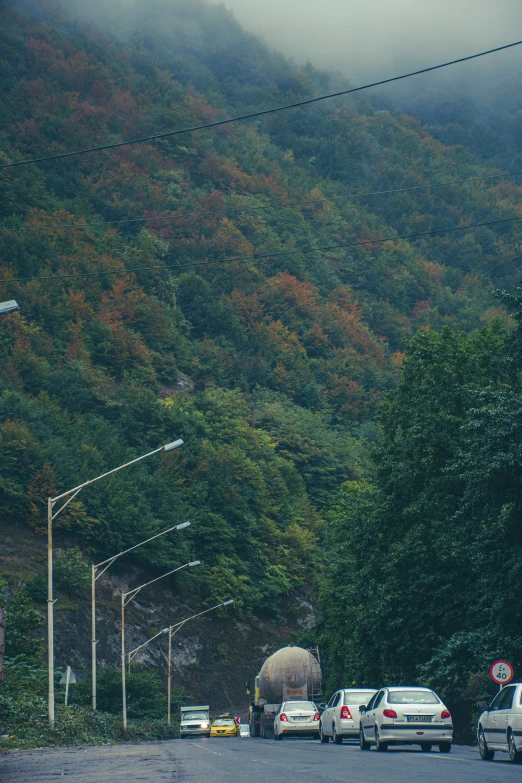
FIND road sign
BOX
[59,666,77,705]
[59,666,77,685]
[489,660,514,685]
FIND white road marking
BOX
[422,754,476,762]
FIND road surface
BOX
[1,737,520,782]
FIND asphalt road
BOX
[1,737,521,783]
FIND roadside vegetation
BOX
[0,587,183,749]
[321,290,522,740]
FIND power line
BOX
[0,170,515,234]
[1,40,522,171]
[1,214,521,284]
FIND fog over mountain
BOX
[221,0,522,79]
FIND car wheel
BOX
[375,727,388,752]
[478,728,494,761]
[438,741,451,754]
[360,726,370,751]
[508,730,522,763]
[273,728,278,741]
[333,724,343,745]
[421,743,432,752]
[320,724,329,743]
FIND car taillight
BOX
[313,712,320,721]
[340,706,352,719]
[383,709,397,719]
[280,713,288,722]
[441,710,451,720]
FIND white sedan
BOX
[477,682,522,763]
[359,687,453,752]
[273,701,320,740]
[320,688,377,744]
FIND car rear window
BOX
[388,690,440,704]
[284,701,315,711]
[343,691,376,704]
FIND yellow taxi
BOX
[210,715,239,737]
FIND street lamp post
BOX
[120,560,200,730]
[126,626,170,672]
[166,600,234,724]
[46,438,183,725]
[91,520,190,712]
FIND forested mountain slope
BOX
[1,0,522,728]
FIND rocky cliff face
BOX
[1,521,316,716]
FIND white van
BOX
[180,705,210,738]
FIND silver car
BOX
[359,687,453,752]
[320,688,377,744]
[273,700,320,740]
[477,682,522,763]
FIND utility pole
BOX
[47,497,54,722]
[123,600,233,726]
[166,601,234,724]
[46,438,183,724]
[120,560,200,730]
[0,608,5,684]
[91,520,189,712]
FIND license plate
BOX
[407,715,432,722]
[292,716,310,721]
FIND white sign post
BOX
[489,660,514,690]
[59,666,77,705]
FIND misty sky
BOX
[220,0,522,79]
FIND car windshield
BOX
[387,690,440,704]
[344,691,376,704]
[182,711,208,720]
[212,719,235,726]
[284,701,315,711]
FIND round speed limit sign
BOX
[489,660,514,685]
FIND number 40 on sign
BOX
[489,660,514,687]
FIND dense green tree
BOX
[320,313,522,737]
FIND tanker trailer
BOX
[248,646,321,738]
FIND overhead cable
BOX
[1,214,521,284]
[1,40,522,170]
[0,170,516,234]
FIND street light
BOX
[0,300,19,315]
[166,599,234,724]
[121,560,200,730]
[164,439,183,451]
[126,626,169,671]
[91,520,190,712]
[124,598,234,724]
[46,438,184,725]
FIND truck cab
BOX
[180,705,210,738]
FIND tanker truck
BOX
[248,646,321,738]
